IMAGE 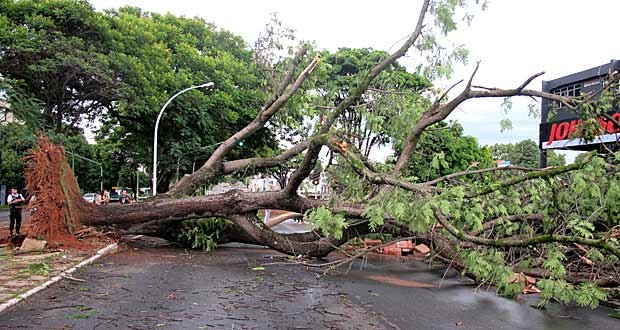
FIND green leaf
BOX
[575,283,607,309]
[306,206,347,239]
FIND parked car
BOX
[83,193,96,203]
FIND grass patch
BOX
[66,310,95,319]
[24,262,51,276]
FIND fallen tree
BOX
[24,0,620,308]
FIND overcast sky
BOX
[90,0,619,161]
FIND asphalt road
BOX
[0,239,390,330]
[1,230,617,330]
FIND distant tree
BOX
[401,122,494,181]
[490,139,565,167]
[546,149,566,167]
[97,7,278,192]
[511,139,539,168]
[321,48,430,157]
[0,123,36,189]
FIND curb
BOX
[0,243,118,313]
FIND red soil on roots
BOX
[24,136,94,249]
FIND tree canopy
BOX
[0,0,278,192]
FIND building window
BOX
[552,83,581,109]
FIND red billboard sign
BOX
[541,111,620,149]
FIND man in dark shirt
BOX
[119,190,133,204]
[7,187,25,236]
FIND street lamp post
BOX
[152,82,214,196]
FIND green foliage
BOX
[575,283,607,309]
[0,78,43,127]
[297,47,431,157]
[305,206,347,239]
[537,279,607,309]
[542,248,566,278]
[461,249,521,297]
[100,7,276,192]
[399,121,494,181]
[362,197,388,231]
[0,123,36,189]
[0,0,278,193]
[499,118,513,132]
[0,0,115,131]
[177,218,232,252]
[538,279,576,306]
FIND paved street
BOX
[1,232,617,330]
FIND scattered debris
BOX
[413,244,431,257]
[378,240,413,256]
[510,272,540,294]
[62,274,86,283]
[20,238,47,252]
[363,238,382,246]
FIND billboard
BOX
[539,60,620,152]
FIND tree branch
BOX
[284,0,431,195]
[169,50,321,196]
[433,209,620,259]
[423,165,541,186]
[468,155,592,198]
[222,139,312,174]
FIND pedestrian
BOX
[262,177,271,222]
[7,187,25,236]
[96,189,110,205]
[26,194,37,215]
[119,189,133,204]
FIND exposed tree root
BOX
[24,136,92,248]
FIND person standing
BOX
[262,177,271,222]
[119,190,133,204]
[7,187,25,236]
[95,189,110,205]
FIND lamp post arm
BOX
[152,82,213,196]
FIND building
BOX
[0,99,17,124]
[539,60,620,166]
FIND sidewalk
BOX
[0,226,117,312]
